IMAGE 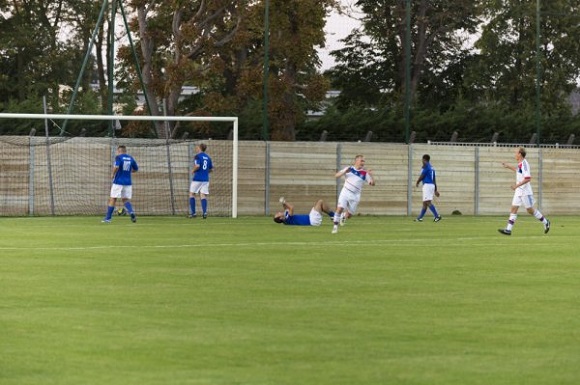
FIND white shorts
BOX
[337,188,361,215]
[422,183,436,202]
[110,184,133,199]
[309,208,323,226]
[190,181,210,195]
[512,194,534,209]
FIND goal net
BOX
[0,113,239,218]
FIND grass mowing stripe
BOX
[1,215,579,385]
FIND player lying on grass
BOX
[273,197,335,226]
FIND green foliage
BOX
[324,0,580,144]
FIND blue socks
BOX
[429,204,439,218]
[124,202,134,214]
[105,206,115,220]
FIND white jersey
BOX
[515,158,533,196]
[340,166,373,196]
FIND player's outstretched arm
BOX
[335,166,350,178]
[501,162,516,172]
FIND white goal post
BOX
[0,113,239,218]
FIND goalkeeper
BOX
[273,197,335,226]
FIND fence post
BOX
[474,147,480,215]
[264,141,271,216]
[407,144,414,216]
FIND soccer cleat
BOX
[202,213,207,219]
[331,225,338,234]
[414,218,423,222]
[101,219,111,223]
[188,214,197,218]
[434,216,442,222]
[130,213,137,223]
[279,197,285,204]
[498,229,511,236]
[340,214,346,226]
[544,219,551,234]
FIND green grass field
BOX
[1,215,579,385]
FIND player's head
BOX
[353,155,365,168]
[117,145,127,154]
[422,154,430,163]
[516,147,526,159]
[273,212,285,223]
[197,143,207,152]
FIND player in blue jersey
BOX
[415,154,441,222]
[102,145,139,223]
[274,197,335,226]
[189,143,213,219]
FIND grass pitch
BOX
[1,215,579,385]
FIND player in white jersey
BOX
[498,147,550,236]
[332,155,375,234]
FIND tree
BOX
[328,0,481,110]
[0,1,99,119]
[466,0,580,112]
[117,0,337,140]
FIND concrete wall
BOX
[0,137,577,216]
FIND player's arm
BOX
[335,166,350,178]
[367,170,376,186]
[501,162,516,172]
[415,170,425,187]
[192,162,200,174]
[433,175,440,197]
[111,165,119,180]
[282,201,294,215]
[513,176,531,190]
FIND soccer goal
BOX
[0,113,239,218]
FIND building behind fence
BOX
[0,136,577,217]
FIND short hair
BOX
[273,216,284,223]
[118,145,127,153]
[518,147,526,158]
[198,143,207,152]
[422,154,430,162]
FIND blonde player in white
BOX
[498,147,550,236]
[332,155,375,234]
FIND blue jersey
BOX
[193,152,213,182]
[283,210,311,226]
[420,162,436,184]
[113,154,138,185]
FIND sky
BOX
[319,1,362,70]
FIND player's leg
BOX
[417,184,433,221]
[314,199,335,218]
[416,200,429,221]
[525,196,550,233]
[200,182,210,218]
[332,191,349,233]
[104,197,116,222]
[189,182,197,217]
[121,186,136,223]
[507,206,519,231]
[342,198,359,226]
[308,208,323,226]
[104,184,122,222]
[200,193,208,218]
[499,195,521,235]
